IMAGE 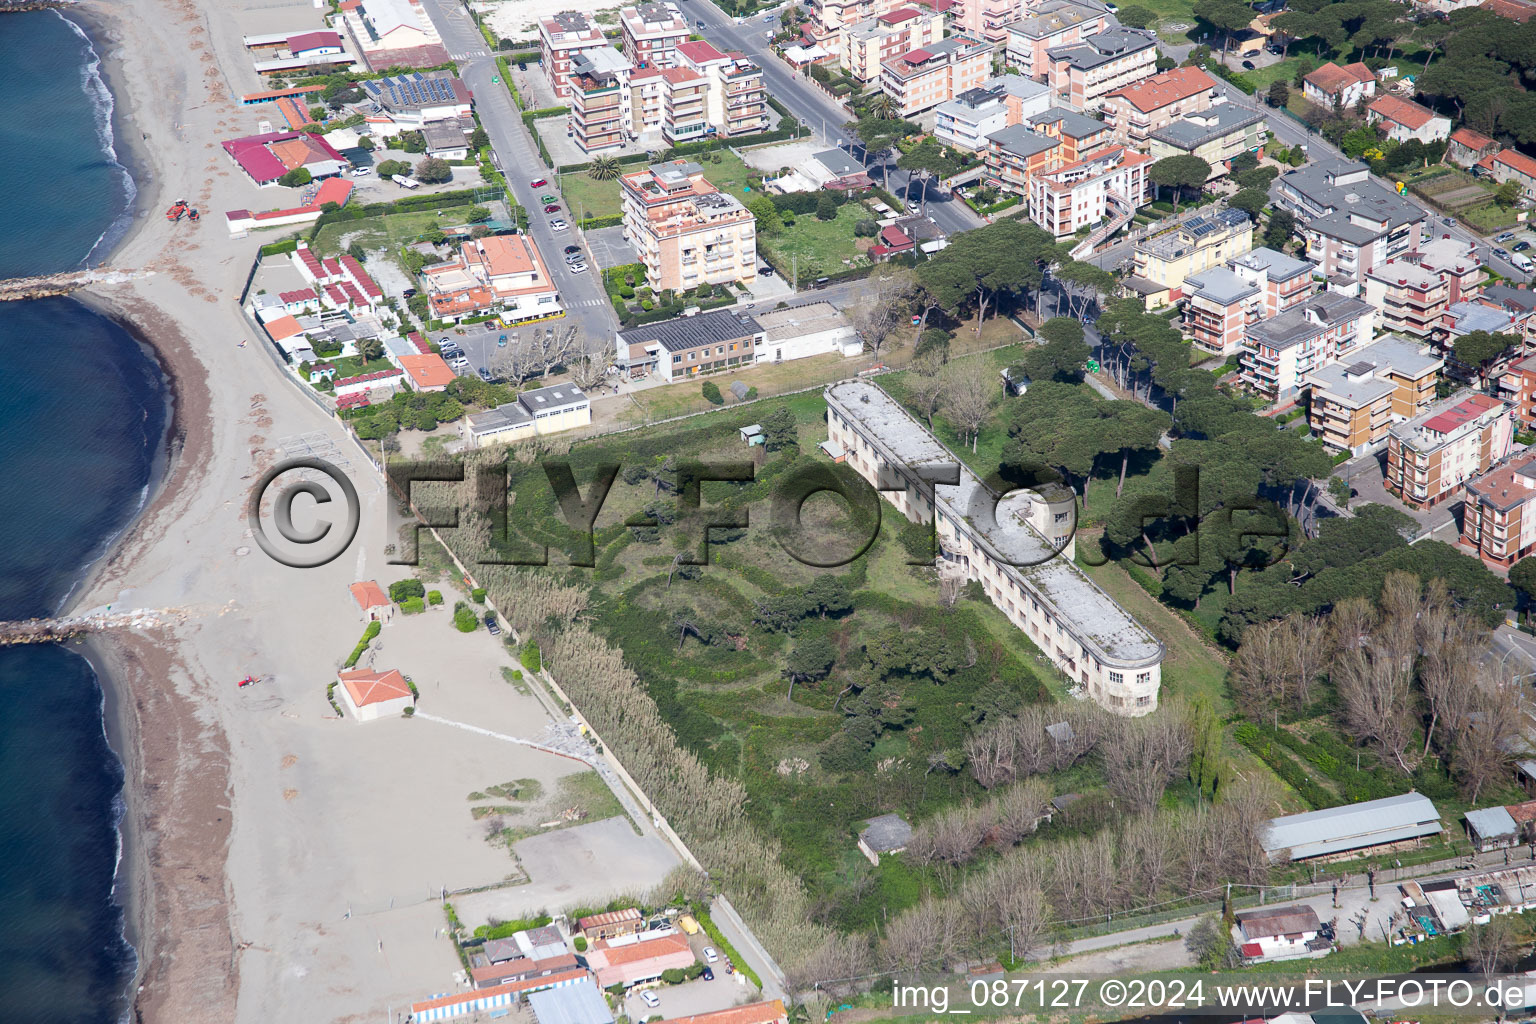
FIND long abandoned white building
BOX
[824,381,1165,714]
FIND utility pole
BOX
[791,253,797,293]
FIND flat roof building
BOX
[1387,389,1513,509]
[1261,793,1442,862]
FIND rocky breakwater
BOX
[0,268,153,301]
[0,0,78,12]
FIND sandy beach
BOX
[48,1,684,1020]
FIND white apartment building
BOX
[1239,291,1378,402]
[825,380,1165,715]
[540,10,609,99]
[934,75,1052,152]
[620,2,690,68]
[676,40,770,137]
[1028,144,1150,239]
[1003,0,1108,80]
[620,160,757,292]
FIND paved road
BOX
[684,0,985,239]
[417,0,619,341]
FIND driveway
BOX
[625,967,750,1021]
[584,226,637,272]
[1332,451,1461,538]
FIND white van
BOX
[1512,252,1534,274]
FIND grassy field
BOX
[761,201,875,280]
[1232,56,1304,93]
[552,149,761,222]
[312,209,447,256]
[556,168,624,220]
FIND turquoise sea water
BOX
[0,11,169,1023]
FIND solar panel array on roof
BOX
[1342,361,1375,376]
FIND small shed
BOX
[336,667,413,721]
[1001,366,1031,396]
[1467,806,1520,852]
[1517,760,1536,796]
[730,381,750,401]
[528,979,614,1024]
[349,580,394,624]
[857,813,913,865]
[817,439,846,463]
[740,423,764,445]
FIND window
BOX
[1054,511,1069,522]
[1136,671,1151,685]
[1108,671,1123,685]
[1136,695,1151,707]
[673,355,681,363]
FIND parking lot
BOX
[430,319,570,381]
[583,226,637,271]
[623,939,754,1022]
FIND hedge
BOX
[260,238,300,257]
[307,189,485,240]
[693,906,762,990]
[577,213,624,231]
[343,620,383,668]
[521,105,570,129]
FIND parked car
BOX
[695,19,705,28]
[564,244,582,254]
[530,178,548,188]
[569,261,587,273]
[701,967,715,981]
[763,13,773,21]
[478,367,493,382]
[1517,241,1533,253]
[759,265,774,276]
[1496,246,1512,260]
[1241,59,1255,69]
[544,203,561,213]
[450,356,470,369]
[540,194,557,204]
[484,613,501,636]
[517,62,527,70]
[1497,231,1517,243]
[550,218,569,231]
[640,992,661,1009]
[350,166,371,177]
[703,947,719,963]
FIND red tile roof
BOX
[336,368,404,387]
[878,7,921,23]
[665,1000,788,1024]
[275,95,312,130]
[336,391,372,409]
[1303,61,1372,96]
[879,224,914,248]
[338,667,412,706]
[222,130,345,184]
[1493,148,1536,181]
[349,580,390,610]
[1107,66,1214,113]
[1482,0,1536,20]
[408,331,433,354]
[264,314,303,341]
[287,30,342,53]
[588,932,691,967]
[1367,94,1435,130]
[676,40,727,63]
[1422,392,1502,434]
[902,47,933,62]
[578,908,642,930]
[279,288,317,303]
[399,353,458,389]
[341,255,382,297]
[1451,126,1496,150]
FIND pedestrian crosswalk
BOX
[570,297,607,308]
[449,49,488,61]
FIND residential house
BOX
[1460,449,1536,567]
[857,813,913,864]
[1125,205,1253,309]
[825,380,1166,713]
[1477,149,1536,199]
[223,130,348,186]
[540,10,609,99]
[398,353,456,392]
[614,309,763,381]
[1385,389,1513,508]
[1447,126,1500,168]
[620,2,689,68]
[1234,905,1327,962]
[472,926,579,988]
[878,35,992,117]
[1301,61,1375,109]
[349,580,394,624]
[1239,291,1378,402]
[1100,66,1220,146]
[1044,27,1157,110]
[1366,94,1451,144]
[754,301,862,361]
[336,667,413,721]
[675,41,769,137]
[1260,792,1442,862]
[420,234,562,323]
[1147,104,1267,176]
[586,931,695,988]
[335,0,448,71]
[620,160,757,292]
[1028,144,1149,239]
[1465,806,1521,852]
[840,7,945,81]
[358,70,473,136]
[934,76,1052,152]
[1303,334,1444,456]
[982,106,1109,196]
[1002,0,1109,80]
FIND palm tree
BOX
[865,91,897,120]
[589,154,621,181]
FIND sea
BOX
[0,10,169,1024]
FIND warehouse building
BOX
[1261,792,1443,862]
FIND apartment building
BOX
[620,2,689,68]
[615,310,764,381]
[1028,144,1149,239]
[824,380,1165,714]
[1003,0,1108,80]
[1303,335,1444,456]
[1365,94,1451,144]
[1443,299,1528,345]
[1461,450,1536,568]
[569,49,637,152]
[1277,158,1426,276]
[934,75,1051,152]
[419,234,563,323]
[810,0,910,37]
[1364,260,1453,340]
[1300,61,1374,109]
[1101,66,1220,146]
[1183,248,1316,357]
[878,35,992,116]
[1498,353,1536,429]
[1124,205,1252,309]
[540,10,609,99]
[1045,27,1157,109]
[1386,390,1512,509]
[620,160,757,293]
[676,41,770,137]
[981,105,1107,194]
[841,7,946,81]
[1147,103,1266,177]
[1239,291,1377,402]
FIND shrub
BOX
[343,620,383,668]
[520,640,542,674]
[701,381,724,405]
[854,219,878,237]
[574,936,588,952]
[400,596,426,614]
[472,587,487,603]
[389,579,426,602]
[744,387,758,400]
[641,298,654,310]
[453,601,479,632]
[695,282,713,298]
[402,706,416,717]
[279,168,312,187]
[427,590,444,606]
[815,193,838,221]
